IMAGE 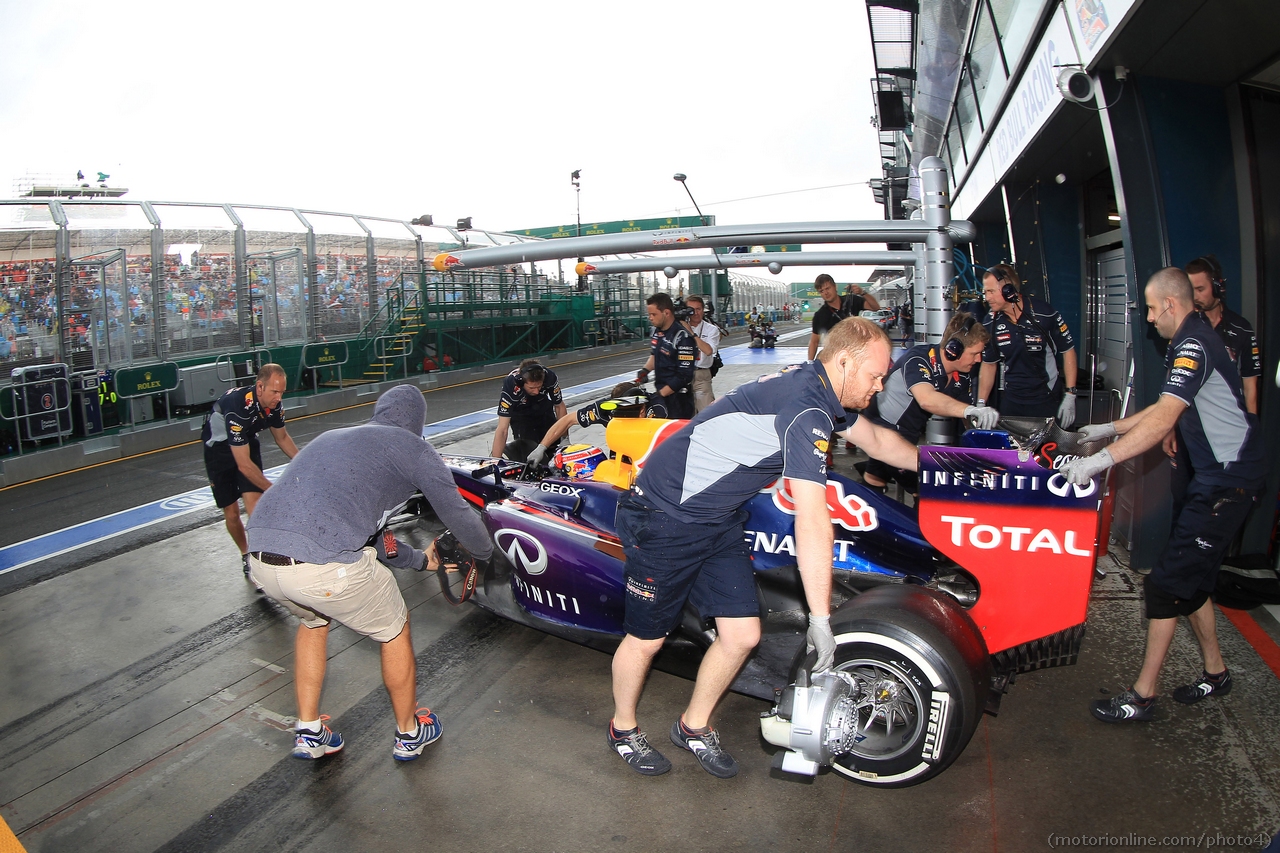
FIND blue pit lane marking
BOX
[0,337,813,575]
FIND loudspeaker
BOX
[876,90,908,131]
[1057,68,1096,104]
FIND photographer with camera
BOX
[686,295,720,412]
[635,293,697,419]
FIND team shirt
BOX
[496,367,564,422]
[865,344,973,440]
[632,361,848,524]
[650,322,697,393]
[1213,307,1262,380]
[982,296,1074,400]
[201,385,286,455]
[811,294,867,338]
[1162,311,1264,489]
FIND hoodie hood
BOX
[370,385,426,434]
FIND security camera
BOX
[1057,68,1096,104]
[768,261,783,275]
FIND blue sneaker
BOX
[670,718,738,778]
[1091,688,1155,723]
[393,708,442,761]
[292,716,343,759]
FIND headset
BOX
[988,264,1021,304]
[943,314,979,361]
[516,360,545,386]
[1190,255,1226,301]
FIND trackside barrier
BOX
[113,362,180,426]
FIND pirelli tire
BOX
[810,585,991,787]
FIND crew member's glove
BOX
[1058,448,1115,486]
[1077,422,1118,442]
[806,613,836,673]
[1056,392,1077,428]
[963,405,1000,430]
[636,368,650,385]
[526,445,550,467]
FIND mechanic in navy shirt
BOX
[635,293,697,419]
[490,359,567,460]
[806,273,879,360]
[977,264,1079,426]
[201,363,299,585]
[861,312,997,493]
[607,317,919,778]
[1164,255,1264,499]
[1061,268,1265,723]
[1185,255,1260,413]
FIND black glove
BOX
[636,368,650,385]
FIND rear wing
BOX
[916,445,1104,656]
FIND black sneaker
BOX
[1172,669,1232,705]
[1091,688,1155,722]
[669,718,738,778]
[608,723,670,776]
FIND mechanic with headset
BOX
[1059,268,1264,723]
[490,358,568,461]
[525,382,652,468]
[860,312,996,494]
[201,362,299,589]
[247,385,493,761]
[635,292,697,420]
[977,263,1079,426]
[608,317,918,778]
[1185,255,1260,413]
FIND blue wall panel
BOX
[1141,77,1242,297]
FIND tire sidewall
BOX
[825,622,978,786]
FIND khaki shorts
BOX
[249,547,409,643]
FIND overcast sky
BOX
[0,0,891,285]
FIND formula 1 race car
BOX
[419,416,1110,787]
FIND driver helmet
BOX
[554,443,607,481]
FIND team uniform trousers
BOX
[615,493,756,640]
[1145,481,1261,618]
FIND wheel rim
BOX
[835,658,925,762]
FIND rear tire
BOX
[811,586,989,787]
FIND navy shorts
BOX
[1147,480,1260,609]
[614,494,756,640]
[204,441,264,509]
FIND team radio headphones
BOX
[943,314,979,361]
[516,361,545,385]
[1191,255,1226,300]
[988,263,1021,304]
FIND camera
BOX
[672,298,695,321]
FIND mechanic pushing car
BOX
[860,311,997,494]
[490,358,568,461]
[246,385,493,761]
[525,381,651,468]
[1059,268,1265,723]
[608,317,919,777]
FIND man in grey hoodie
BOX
[246,385,493,762]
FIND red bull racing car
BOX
[420,415,1110,787]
